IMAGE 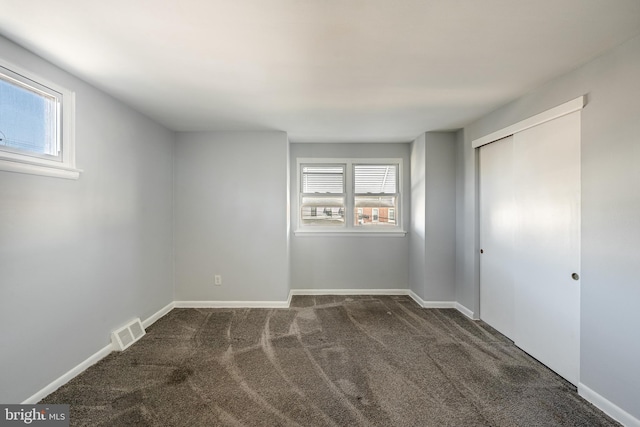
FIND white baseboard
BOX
[21,344,112,404]
[579,383,640,427]
[286,290,293,306]
[407,290,426,307]
[294,289,465,314]
[22,300,176,404]
[408,290,458,309]
[175,300,289,308]
[290,288,409,296]
[423,301,456,308]
[455,302,475,319]
[142,301,175,329]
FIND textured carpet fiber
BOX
[42,295,618,426]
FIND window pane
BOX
[0,76,58,157]
[354,195,397,226]
[301,195,345,226]
[302,165,344,193]
[354,164,397,194]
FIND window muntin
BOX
[0,61,78,179]
[297,159,402,233]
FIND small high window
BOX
[0,61,79,179]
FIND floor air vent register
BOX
[111,318,145,351]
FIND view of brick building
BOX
[356,207,396,224]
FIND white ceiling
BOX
[1,1,639,143]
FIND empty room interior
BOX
[1,1,639,426]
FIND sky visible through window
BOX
[0,77,57,156]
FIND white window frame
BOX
[0,59,80,179]
[295,157,405,236]
[388,208,395,223]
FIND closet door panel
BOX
[513,112,581,385]
[479,136,516,340]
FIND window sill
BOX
[294,229,407,237]
[0,158,82,179]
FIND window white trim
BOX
[294,230,407,237]
[295,157,405,236]
[0,58,81,179]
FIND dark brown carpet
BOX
[41,295,618,426]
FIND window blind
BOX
[354,164,397,194]
[302,165,345,193]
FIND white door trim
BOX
[472,95,585,149]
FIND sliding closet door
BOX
[479,136,515,340]
[479,111,581,385]
[512,111,581,385]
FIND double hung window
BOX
[297,158,403,234]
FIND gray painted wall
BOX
[409,134,426,297]
[0,36,175,403]
[457,34,640,420]
[424,133,456,301]
[409,133,456,301]
[290,143,410,290]
[454,129,470,309]
[174,131,290,302]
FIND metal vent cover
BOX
[111,318,145,351]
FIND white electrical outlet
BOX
[214,275,222,286]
